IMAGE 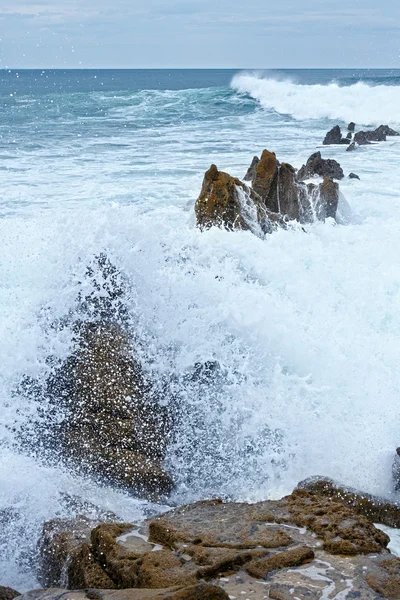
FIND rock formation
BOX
[297,151,344,181]
[349,172,360,180]
[33,484,400,599]
[243,155,259,182]
[194,163,278,235]
[323,123,399,147]
[323,125,343,145]
[195,150,341,233]
[348,122,355,132]
[17,255,174,500]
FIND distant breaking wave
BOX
[231,72,400,126]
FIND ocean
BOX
[1,68,400,590]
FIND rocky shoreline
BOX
[6,479,400,599]
[5,135,400,599]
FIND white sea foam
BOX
[232,73,400,126]
[2,75,400,590]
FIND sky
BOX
[0,0,399,69]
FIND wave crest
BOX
[231,73,400,126]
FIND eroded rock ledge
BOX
[30,484,400,600]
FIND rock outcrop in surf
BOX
[323,123,399,147]
[16,255,174,500]
[195,150,340,234]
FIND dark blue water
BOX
[1,68,400,97]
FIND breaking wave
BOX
[232,73,400,126]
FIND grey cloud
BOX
[0,0,399,68]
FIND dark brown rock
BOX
[243,155,259,182]
[374,124,399,137]
[15,585,230,600]
[318,178,339,220]
[38,516,102,587]
[298,476,400,528]
[252,149,278,201]
[365,556,400,599]
[282,488,389,555]
[17,256,174,502]
[149,500,293,550]
[323,125,342,145]
[68,543,117,589]
[246,546,314,578]
[0,587,20,600]
[195,164,275,234]
[297,151,344,181]
[46,320,173,498]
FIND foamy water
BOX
[1,69,400,590]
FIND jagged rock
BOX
[243,155,259,182]
[347,141,357,152]
[318,178,339,220]
[375,124,399,137]
[349,172,360,180]
[348,122,356,132]
[353,124,398,145]
[297,151,344,181]
[252,149,279,202]
[323,125,342,145]
[298,476,400,528]
[16,584,230,600]
[0,587,20,600]
[195,164,276,235]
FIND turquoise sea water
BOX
[1,69,400,590]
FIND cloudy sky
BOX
[0,0,399,68]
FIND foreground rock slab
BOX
[16,583,230,600]
[36,486,400,598]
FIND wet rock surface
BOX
[17,256,173,501]
[195,163,276,235]
[16,584,230,600]
[323,125,343,145]
[34,485,397,599]
[298,476,400,528]
[198,150,342,232]
[0,587,20,600]
[297,151,344,181]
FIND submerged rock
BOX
[349,172,360,180]
[297,151,344,181]
[323,125,343,145]
[346,141,357,152]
